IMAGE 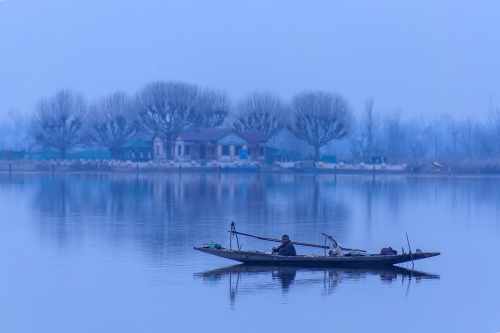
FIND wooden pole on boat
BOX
[230,221,240,250]
[401,247,404,266]
[228,230,330,249]
[406,233,414,269]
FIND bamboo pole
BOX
[228,230,329,249]
[406,233,414,269]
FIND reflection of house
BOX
[119,139,153,161]
[363,148,388,164]
[153,129,267,162]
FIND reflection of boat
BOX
[196,264,440,281]
[194,246,440,267]
[195,264,439,302]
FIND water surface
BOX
[0,173,498,333]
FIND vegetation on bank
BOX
[4,158,500,175]
[1,83,353,162]
[1,81,500,168]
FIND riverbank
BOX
[0,159,410,173]
[2,159,500,175]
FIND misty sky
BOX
[1,0,500,121]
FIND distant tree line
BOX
[22,81,353,161]
[2,80,500,165]
[348,101,500,167]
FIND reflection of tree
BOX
[31,174,272,256]
[35,174,492,268]
[284,176,350,227]
[31,173,355,258]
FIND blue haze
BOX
[1,1,500,120]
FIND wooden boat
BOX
[194,246,440,267]
[194,223,440,268]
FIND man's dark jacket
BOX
[275,241,297,256]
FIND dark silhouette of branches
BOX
[29,89,87,159]
[136,81,201,159]
[233,91,286,140]
[88,92,139,159]
[287,91,354,162]
[489,108,500,154]
[458,117,474,158]
[197,89,230,128]
[386,110,406,163]
[362,98,379,150]
[352,98,379,161]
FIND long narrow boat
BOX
[193,246,440,267]
[194,224,440,268]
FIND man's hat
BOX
[282,234,289,240]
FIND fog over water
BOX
[1,1,500,120]
[0,173,498,332]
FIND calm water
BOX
[0,172,498,333]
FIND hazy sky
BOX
[1,0,500,121]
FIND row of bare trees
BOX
[349,101,500,164]
[27,81,355,161]
[6,83,500,164]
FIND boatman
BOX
[272,234,297,256]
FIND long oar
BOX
[227,230,329,249]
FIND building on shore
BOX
[153,129,267,162]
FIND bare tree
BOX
[350,138,364,161]
[474,123,495,159]
[287,91,354,162]
[197,89,230,128]
[489,108,500,154]
[233,91,286,140]
[88,92,139,159]
[5,109,29,150]
[361,98,379,150]
[385,110,406,163]
[406,123,432,163]
[29,89,87,159]
[136,81,201,159]
[457,117,475,158]
[351,98,378,162]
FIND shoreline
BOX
[2,159,500,176]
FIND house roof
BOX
[177,128,233,142]
[120,139,152,148]
[237,131,267,143]
[174,128,267,146]
[235,131,267,147]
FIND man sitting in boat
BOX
[272,235,297,256]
